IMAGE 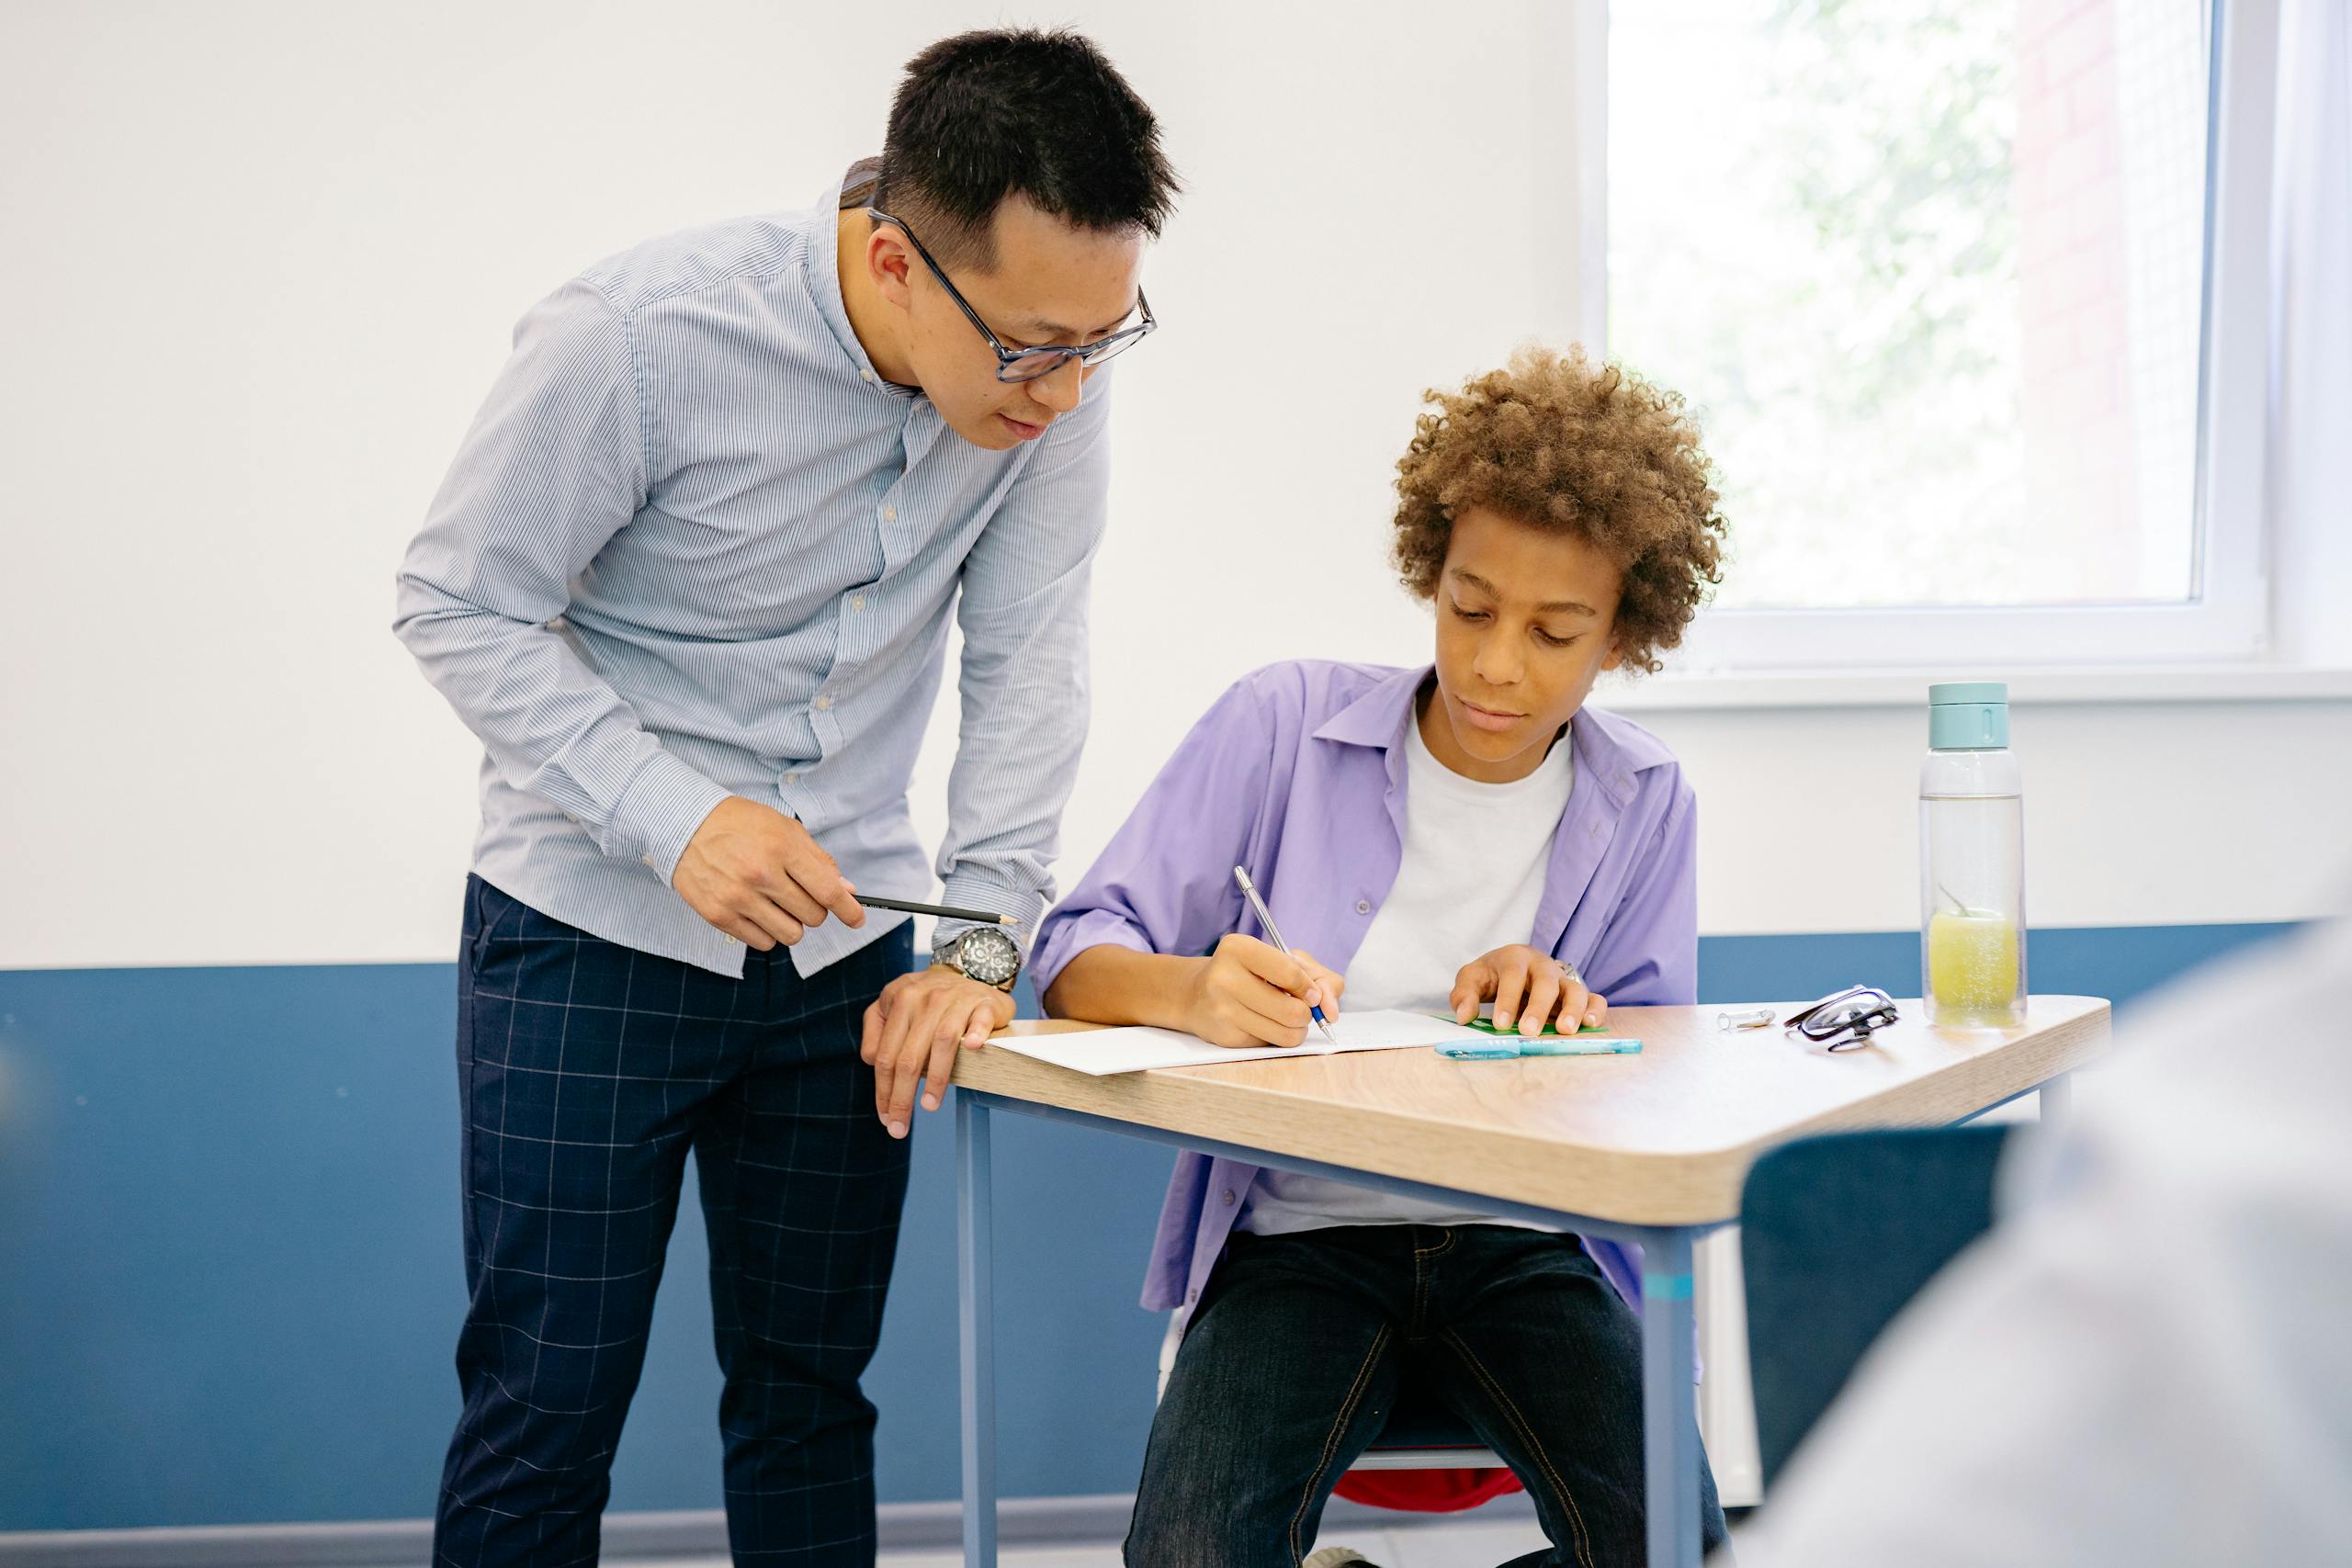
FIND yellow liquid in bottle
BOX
[1928,910,2019,1021]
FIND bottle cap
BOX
[1928,682,2009,750]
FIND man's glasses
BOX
[866,207,1155,384]
[1783,986,1900,1051]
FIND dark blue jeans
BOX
[435,876,914,1567]
[1126,1224,1727,1568]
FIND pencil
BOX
[855,895,1020,926]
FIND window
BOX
[1600,0,2275,668]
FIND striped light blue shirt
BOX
[395,169,1111,978]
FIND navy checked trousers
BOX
[435,876,917,1567]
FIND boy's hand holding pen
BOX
[1194,869,1345,1053]
[1183,933,1347,1050]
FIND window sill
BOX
[1596,664,2352,713]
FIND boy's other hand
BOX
[1187,933,1345,1048]
[1453,945,1607,1036]
[673,796,866,948]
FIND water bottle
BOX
[1920,682,2027,1028]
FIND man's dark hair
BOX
[872,28,1178,274]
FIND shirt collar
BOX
[1308,662,1428,749]
[806,159,913,396]
[1310,662,1678,802]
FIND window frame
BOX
[1588,0,2280,671]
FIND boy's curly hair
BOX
[1392,345,1725,675]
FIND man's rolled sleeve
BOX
[933,369,1118,952]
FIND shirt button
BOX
[1355,898,1373,915]
[882,504,898,523]
[785,771,801,784]
[639,855,654,869]
[861,368,876,383]
[1221,1190,1236,1206]
[850,593,867,612]
[814,694,832,712]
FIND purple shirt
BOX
[1031,660,1700,1317]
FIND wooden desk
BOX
[948,995,2110,1567]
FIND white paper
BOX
[989,1008,1486,1077]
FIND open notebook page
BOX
[984,1008,1485,1077]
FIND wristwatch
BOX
[933,925,1023,990]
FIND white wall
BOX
[2,0,2344,971]
[1608,687,2352,934]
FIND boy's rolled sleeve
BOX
[1582,774,1700,1006]
[1030,676,1281,1003]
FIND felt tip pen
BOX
[1230,866,1339,1046]
[1435,1043,1523,1060]
[1521,1037,1642,1056]
[1437,1038,1644,1060]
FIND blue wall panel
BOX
[1689,919,2295,1010]
[0,919,2299,1530]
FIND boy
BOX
[1030,347,1730,1566]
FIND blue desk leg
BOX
[2041,1070,2072,1126]
[957,1093,997,1568]
[1640,1228,1702,1568]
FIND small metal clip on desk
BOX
[948,996,2109,1568]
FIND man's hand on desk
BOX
[1183,934,1345,1051]
[862,966,1016,1139]
[1453,945,1608,1036]
[673,796,866,949]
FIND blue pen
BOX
[1231,866,1339,1045]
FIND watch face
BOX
[956,927,1022,987]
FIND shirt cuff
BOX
[604,750,734,884]
[935,871,1046,963]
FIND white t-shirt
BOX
[1238,711,1575,1235]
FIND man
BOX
[1732,908,2352,1566]
[393,29,1175,1565]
